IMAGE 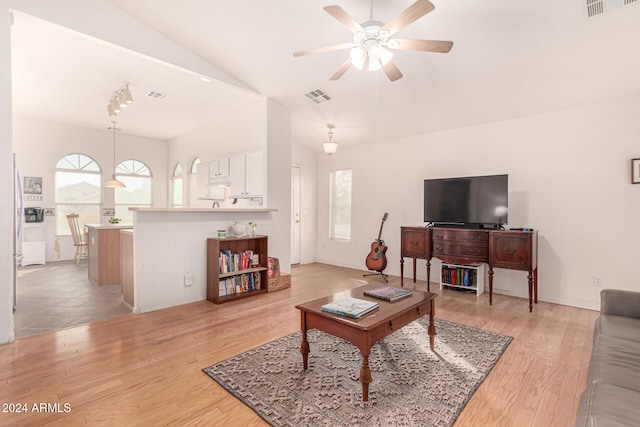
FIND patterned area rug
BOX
[203,318,512,427]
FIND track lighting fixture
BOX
[106,83,134,118]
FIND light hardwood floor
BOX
[0,263,598,426]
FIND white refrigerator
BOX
[13,153,23,313]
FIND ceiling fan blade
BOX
[382,60,403,82]
[393,39,453,53]
[381,0,435,37]
[293,42,356,57]
[330,59,353,80]
[323,5,363,33]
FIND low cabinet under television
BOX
[440,262,485,296]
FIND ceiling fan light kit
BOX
[293,0,453,82]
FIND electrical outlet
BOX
[592,276,603,287]
[184,272,193,287]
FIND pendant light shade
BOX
[323,124,339,155]
[104,121,126,188]
[104,176,126,188]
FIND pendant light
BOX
[323,124,339,156]
[104,121,126,188]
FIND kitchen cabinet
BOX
[196,159,229,200]
[230,150,265,198]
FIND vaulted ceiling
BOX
[10,0,640,152]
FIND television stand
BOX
[400,226,539,312]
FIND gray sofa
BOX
[575,289,640,427]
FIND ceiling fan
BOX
[293,0,453,82]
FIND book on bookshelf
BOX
[363,285,413,302]
[218,271,262,297]
[219,250,257,274]
[321,297,379,319]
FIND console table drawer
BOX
[401,228,428,258]
[433,243,488,261]
[432,229,488,244]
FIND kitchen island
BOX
[85,223,133,286]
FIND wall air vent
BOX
[304,88,334,104]
[586,0,638,18]
[145,90,170,100]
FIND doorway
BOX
[291,165,301,265]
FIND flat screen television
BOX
[423,174,508,228]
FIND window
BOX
[329,169,352,240]
[190,157,201,174]
[55,154,102,235]
[188,157,201,207]
[114,159,152,224]
[171,162,183,207]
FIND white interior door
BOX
[291,165,301,265]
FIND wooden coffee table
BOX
[295,284,437,402]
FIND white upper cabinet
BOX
[245,150,265,196]
[210,157,229,179]
[230,150,265,197]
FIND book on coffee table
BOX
[321,297,379,319]
[363,285,413,302]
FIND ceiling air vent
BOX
[304,88,333,105]
[586,0,638,18]
[145,90,170,100]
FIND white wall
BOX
[265,99,292,270]
[12,117,168,261]
[316,97,640,310]
[133,210,280,313]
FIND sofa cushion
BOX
[594,314,640,344]
[575,382,640,427]
[587,335,640,393]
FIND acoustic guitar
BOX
[365,213,388,272]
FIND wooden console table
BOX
[400,226,538,311]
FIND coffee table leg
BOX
[300,313,310,370]
[360,353,372,402]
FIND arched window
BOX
[188,156,201,207]
[190,157,201,174]
[114,159,152,224]
[55,154,102,235]
[171,162,183,207]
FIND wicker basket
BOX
[268,273,291,292]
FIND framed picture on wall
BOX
[24,176,42,194]
[633,158,640,184]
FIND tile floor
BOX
[14,260,132,338]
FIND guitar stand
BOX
[363,270,388,282]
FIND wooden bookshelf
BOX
[206,235,269,304]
